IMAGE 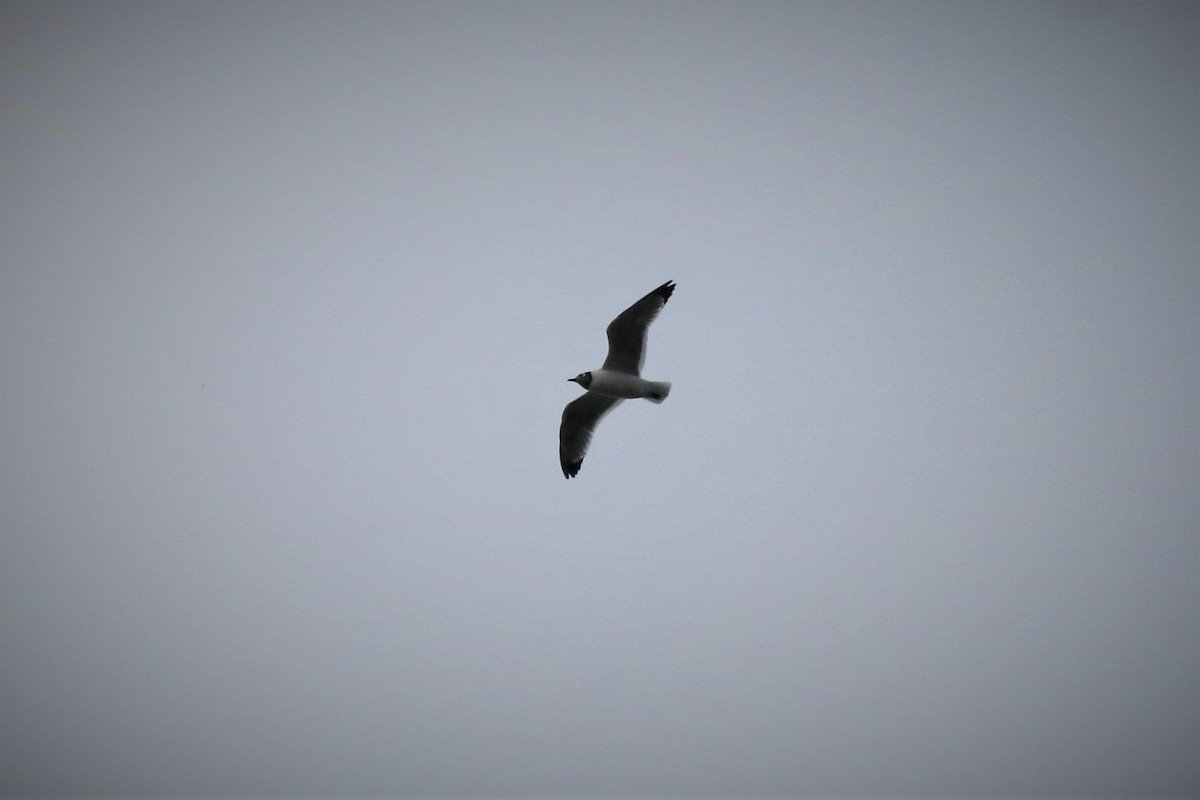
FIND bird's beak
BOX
[567,377,577,384]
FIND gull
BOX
[559,280,675,478]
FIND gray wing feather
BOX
[559,392,623,478]
[601,280,675,375]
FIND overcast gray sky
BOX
[2,1,1198,797]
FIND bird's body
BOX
[571,369,671,401]
[559,280,675,478]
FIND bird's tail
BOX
[645,381,671,404]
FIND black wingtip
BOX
[656,280,676,303]
[562,458,583,479]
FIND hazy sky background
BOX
[2,1,1198,797]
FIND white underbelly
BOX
[589,370,652,398]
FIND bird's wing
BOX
[601,280,675,375]
[559,392,623,478]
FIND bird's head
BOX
[568,371,592,389]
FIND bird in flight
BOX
[559,280,676,478]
